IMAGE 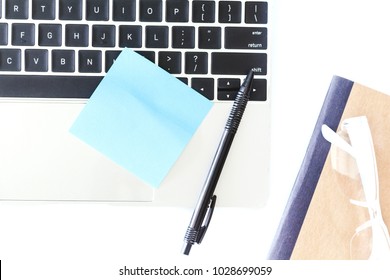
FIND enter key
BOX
[225,27,267,49]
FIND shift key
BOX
[225,27,267,49]
[211,53,267,75]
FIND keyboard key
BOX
[249,79,267,101]
[211,53,267,75]
[65,24,89,47]
[177,77,188,85]
[92,25,115,47]
[218,78,240,89]
[217,91,236,101]
[145,26,168,48]
[0,23,8,45]
[198,27,221,49]
[32,0,55,20]
[192,1,215,23]
[136,51,155,63]
[219,1,241,23]
[52,50,75,72]
[119,25,142,48]
[185,52,208,74]
[172,26,195,49]
[39,24,62,46]
[191,78,214,100]
[25,49,48,72]
[166,0,189,22]
[140,0,162,22]
[225,27,267,49]
[86,0,109,21]
[12,23,35,46]
[6,0,28,19]
[105,50,121,72]
[79,50,102,73]
[59,0,82,20]
[0,49,21,71]
[0,75,102,98]
[245,2,267,24]
[113,0,136,21]
[158,51,181,74]
[217,78,240,100]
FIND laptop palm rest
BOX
[0,100,270,207]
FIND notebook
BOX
[268,76,390,259]
[0,0,270,207]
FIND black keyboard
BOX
[0,0,268,101]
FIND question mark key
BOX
[185,52,208,74]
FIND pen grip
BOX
[225,86,250,133]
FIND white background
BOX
[2,0,390,278]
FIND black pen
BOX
[182,70,254,255]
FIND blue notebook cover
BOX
[268,76,354,260]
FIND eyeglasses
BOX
[321,116,390,260]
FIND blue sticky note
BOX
[70,49,213,188]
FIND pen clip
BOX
[196,195,217,244]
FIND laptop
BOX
[0,0,270,207]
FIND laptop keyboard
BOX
[0,0,268,101]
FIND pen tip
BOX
[242,69,254,89]
[182,242,192,255]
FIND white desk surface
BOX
[2,1,390,278]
